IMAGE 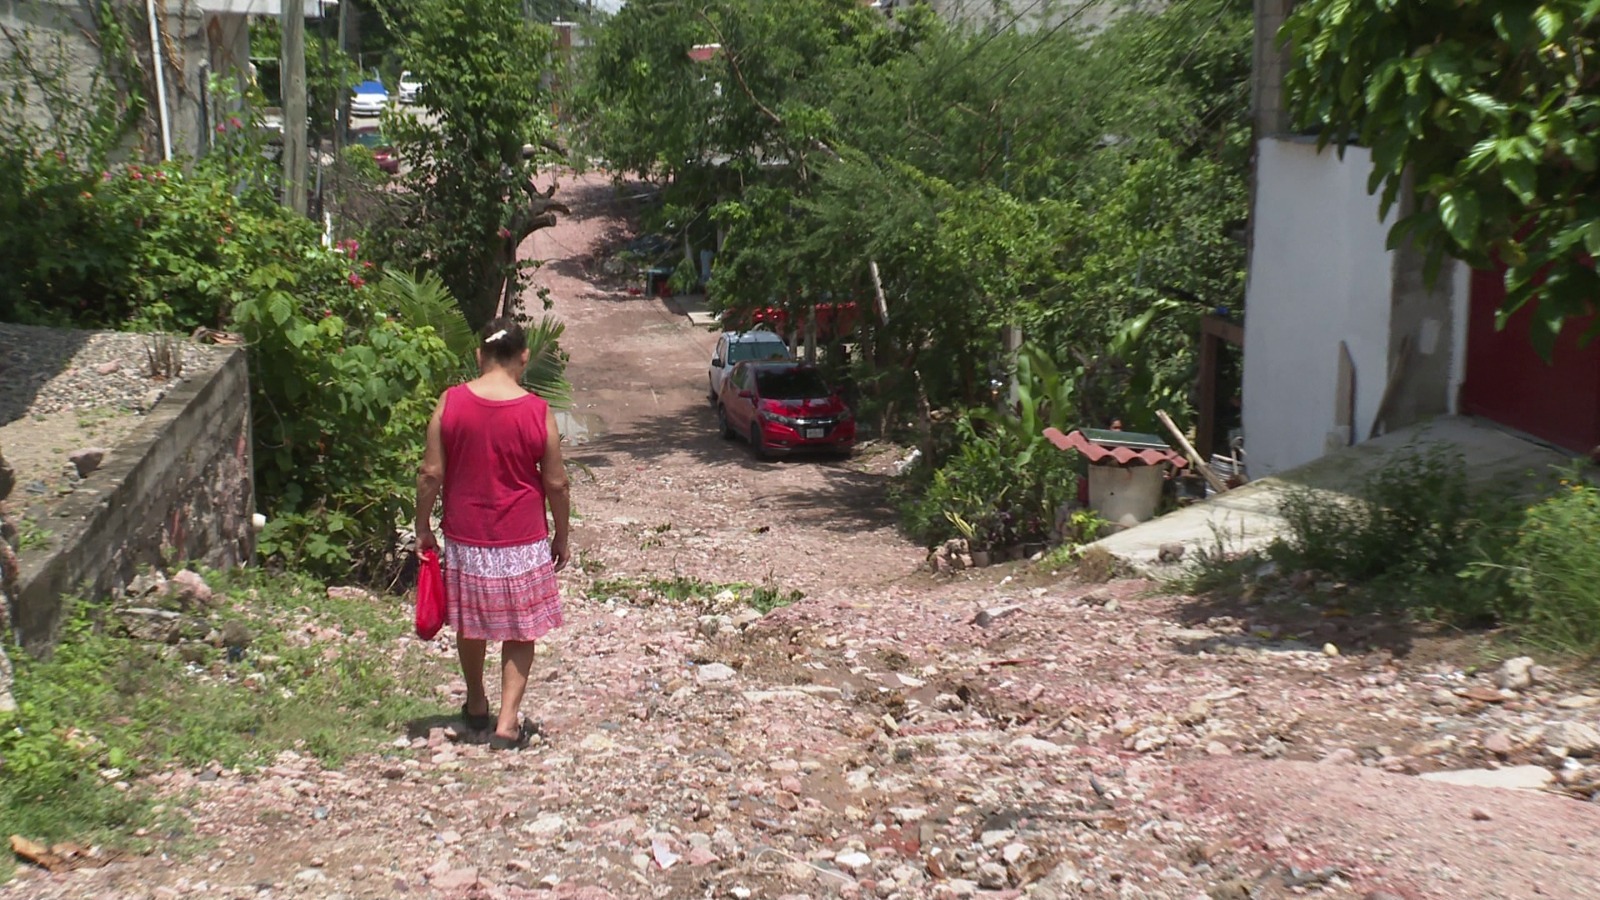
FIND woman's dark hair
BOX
[479,316,527,366]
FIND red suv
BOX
[716,361,856,458]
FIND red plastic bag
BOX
[416,548,446,640]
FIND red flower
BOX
[498,227,512,240]
[216,123,227,133]
[229,116,243,129]
[347,272,366,288]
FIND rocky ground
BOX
[6,173,1599,900]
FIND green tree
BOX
[1283,0,1600,354]
[374,0,567,329]
[577,0,1253,544]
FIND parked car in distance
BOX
[716,361,855,458]
[708,330,791,404]
[348,127,399,174]
[350,79,388,117]
[398,71,423,104]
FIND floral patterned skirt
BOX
[443,538,563,642]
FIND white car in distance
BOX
[350,79,388,117]
[708,330,792,404]
[398,71,423,105]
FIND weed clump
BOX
[1270,444,1518,623]
[587,574,803,614]
[1500,474,1600,652]
[1184,443,1600,656]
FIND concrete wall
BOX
[1241,137,1396,477]
[1252,0,1295,135]
[10,350,254,654]
[0,0,257,161]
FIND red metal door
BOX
[1460,266,1600,453]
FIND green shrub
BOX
[898,414,1077,550]
[0,112,304,330]
[1269,443,1519,623]
[1501,474,1600,653]
[239,260,463,578]
[341,144,386,184]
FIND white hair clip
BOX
[485,329,508,344]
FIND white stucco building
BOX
[1239,0,1600,478]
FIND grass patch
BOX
[15,515,53,552]
[587,574,803,614]
[0,567,447,865]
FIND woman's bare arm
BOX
[542,406,571,571]
[415,393,447,552]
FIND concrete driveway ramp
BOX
[1088,416,1573,579]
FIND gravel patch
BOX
[0,322,226,426]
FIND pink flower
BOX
[347,273,365,288]
[229,116,243,129]
[216,123,227,133]
[498,227,512,240]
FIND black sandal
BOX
[460,702,493,732]
[488,720,538,751]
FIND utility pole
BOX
[281,0,309,215]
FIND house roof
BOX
[688,44,722,63]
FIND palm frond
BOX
[375,269,479,365]
[521,313,572,409]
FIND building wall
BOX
[0,0,257,161]
[1240,137,1396,477]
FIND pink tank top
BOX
[440,384,550,547]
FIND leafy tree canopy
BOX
[368,0,567,329]
[578,0,1252,433]
[1283,0,1600,355]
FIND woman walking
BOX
[416,316,570,749]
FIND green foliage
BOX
[0,571,441,850]
[0,92,287,329]
[1270,444,1521,623]
[1283,0,1600,356]
[0,56,565,581]
[341,144,387,184]
[374,0,564,329]
[582,0,1248,438]
[1195,448,1600,654]
[239,262,464,578]
[1499,473,1600,653]
[250,21,361,141]
[586,574,802,613]
[898,413,1078,551]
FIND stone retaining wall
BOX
[9,349,254,653]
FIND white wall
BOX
[1240,138,1396,477]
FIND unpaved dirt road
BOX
[9,173,1600,900]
